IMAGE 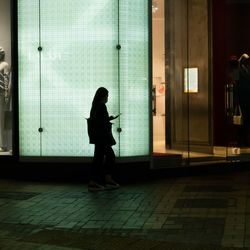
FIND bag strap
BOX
[234,104,242,116]
[238,104,242,116]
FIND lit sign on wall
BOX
[184,67,198,93]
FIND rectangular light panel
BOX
[39,0,119,156]
[184,67,198,93]
[18,0,41,156]
[119,0,150,156]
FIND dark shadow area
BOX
[1,159,250,186]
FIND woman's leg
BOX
[103,145,119,188]
[90,143,105,183]
[104,145,115,177]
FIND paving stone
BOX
[184,185,232,192]
[162,224,183,229]
[0,192,40,200]
[174,199,228,208]
[0,172,249,248]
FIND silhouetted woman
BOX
[88,87,119,192]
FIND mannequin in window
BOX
[238,53,250,146]
[0,47,10,152]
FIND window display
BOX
[0,48,11,152]
[0,0,12,155]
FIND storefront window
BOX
[214,0,250,162]
[153,0,250,166]
[153,0,228,166]
[0,0,12,155]
[17,0,250,166]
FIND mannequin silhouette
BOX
[0,47,10,152]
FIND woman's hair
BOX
[92,87,108,108]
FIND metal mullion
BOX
[38,0,42,156]
[149,0,153,167]
[12,0,19,160]
[118,0,121,157]
[187,0,190,164]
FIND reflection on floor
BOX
[154,140,227,165]
[215,146,250,157]
[154,140,219,158]
[154,139,250,165]
[0,151,12,156]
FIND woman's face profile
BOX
[101,94,108,104]
[104,94,108,103]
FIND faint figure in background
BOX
[228,55,239,120]
[0,47,10,152]
[226,55,239,147]
[237,53,250,146]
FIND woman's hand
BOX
[109,114,121,120]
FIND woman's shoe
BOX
[88,182,105,192]
[105,180,120,190]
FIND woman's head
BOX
[0,47,5,62]
[229,55,239,69]
[92,87,109,107]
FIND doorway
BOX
[152,0,226,166]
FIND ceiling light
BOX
[152,1,158,13]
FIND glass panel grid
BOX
[18,0,149,157]
[40,0,119,156]
[119,0,149,156]
[18,0,41,156]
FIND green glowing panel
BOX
[18,0,149,157]
[18,0,119,156]
[40,0,119,156]
[18,0,41,156]
[119,0,149,156]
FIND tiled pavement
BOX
[1,170,250,249]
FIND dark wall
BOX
[212,0,250,146]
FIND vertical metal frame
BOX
[117,0,121,157]
[148,0,153,168]
[165,0,171,149]
[186,0,190,164]
[12,0,19,160]
[208,0,214,152]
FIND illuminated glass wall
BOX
[18,0,40,156]
[18,0,149,157]
[120,0,149,156]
